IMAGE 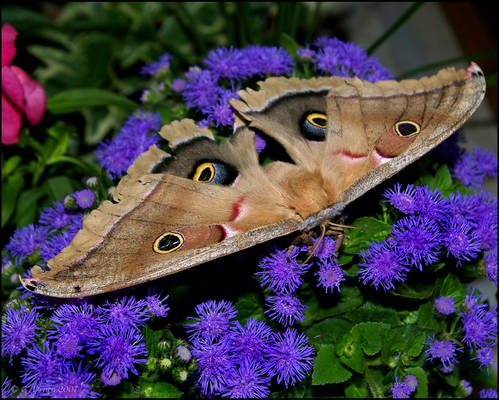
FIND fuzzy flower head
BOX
[316,258,345,293]
[244,45,295,77]
[404,374,418,392]
[392,215,441,270]
[310,235,337,260]
[97,296,149,329]
[453,147,497,189]
[480,388,498,398]
[472,346,495,374]
[391,376,412,398]
[55,332,82,359]
[182,69,221,112]
[227,318,273,363]
[358,239,409,291]
[48,303,100,345]
[186,300,238,342]
[264,328,315,388]
[40,229,78,262]
[459,379,473,397]
[265,293,307,327]
[441,220,481,265]
[1,305,40,360]
[1,377,15,399]
[383,183,418,215]
[434,296,455,315]
[460,299,497,350]
[94,110,161,179]
[191,338,236,396]
[484,247,497,286]
[424,335,462,369]
[88,325,147,380]
[221,359,271,398]
[5,224,49,265]
[145,292,170,318]
[140,52,172,76]
[73,189,95,209]
[48,362,99,398]
[203,46,249,81]
[414,186,446,221]
[38,200,82,231]
[20,341,68,393]
[256,246,309,294]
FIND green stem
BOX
[364,360,384,397]
[367,3,424,55]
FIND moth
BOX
[21,63,486,298]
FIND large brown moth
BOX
[21,63,486,298]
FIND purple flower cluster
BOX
[179,44,294,128]
[95,110,162,179]
[2,292,169,397]
[359,184,497,291]
[460,289,497,373]
[140,52,172,76]
[298,36,393,82]
[424,335,463,370]
[453,147,498,189]
[187,300,314,397]
[391,374,418,398]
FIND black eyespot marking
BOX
[153,231,184,254]
[74,286,81,293]
[393,121,420,138]
[301,112,328,141]
[190,161,238,185]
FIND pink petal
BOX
[2,23,17,67]
[2,65,25,110]
[2,93,22,145]
[10,65,47,125]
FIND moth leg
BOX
[286,229,316,261]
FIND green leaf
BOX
[47,88,137,114]
[139,381,183,398]
[351,322,391,356]
[302,286,364,327]
[306,317,354,347]
[2,155,22,178]
[381,325,427,362]
[312,344,352,385]
[280,33,300,58]
[392,282,434,300]
[404,367,428,398]
[416,301,441,331]
[344,375,369,398]
[343,217,392,255]
[344,301,400,326]
[44,176,74,201]
[338,333,364,374]
[2,174,25,228]
[438,273,466,306]
[14,187,47,227]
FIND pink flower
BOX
[2,23,47,145]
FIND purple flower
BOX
[145,292,170,318]
[461,298,497,350]
[441,220,481,265]
[140,52,172,76]
[404,374,418,392]
[392,215,441,270]
[182,69,221,111]
[472,147,498,178]
[94,110,161,179]
[441,192,478,226]
[97,296,149,329]
[1,305,40,360]
[100,370,122,386]
[264,328,315,388]
[55,332,82,359]
[480,388,498,398]
[265,293,307,327]
[434,296,455,315]
[244,45,295,77]
[40,230,78,262]
[191,338,236,396]
[310,235,337,260]
[254,133,266,153]
[484,247,497,285]
[203,46,250,81]
[358,239,409,291]
[316,258,345,293]
[424,335,462,369]
[472,346,495,374]
[227,318,273,363]
[88,325,147,380]
[471,192,497,250]
[20,341,68,393]
[48,362,99,398]
[175,344,192,363]
[207,89,239,127]
[221,360,271,398]
[48,303,100,345]
[383,183,418,214]
[39,200,82,231]
[391,376,412,398]
[414,186,445,221]
[5,224,49,265]
[256,246,309,294]
[73,189,95,209]
[171,78,186,92]
[186,300,238,342]
[297,46,316,60]
[459,379,473,396]
[1,377,15,398]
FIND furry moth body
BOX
[21,63,486,297]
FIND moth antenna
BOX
[326,221,380,230]
[301,221,327,265]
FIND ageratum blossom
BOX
[5,224,49,266]
[424,335,462,370]
[1,305,40,360]
[186,300,238,342]
[47,362,99,398]
[315,258,345,293]
[265,293,307,327]
[221,360,271,398]
[227,318,273,363]
[97,296,149,329]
